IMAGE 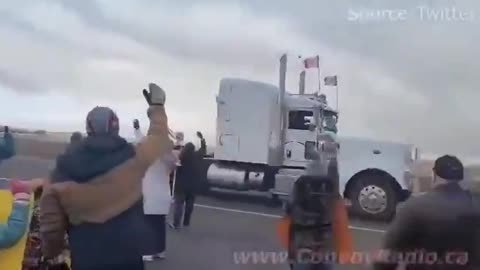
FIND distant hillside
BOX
[0,125,47,135]
[4,125,479,182]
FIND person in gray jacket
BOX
[374,155,479,270]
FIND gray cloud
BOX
[0,0,478,161]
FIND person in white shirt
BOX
[169,132,184,197]
[133,119,177,261]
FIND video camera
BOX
[286,139,340,269]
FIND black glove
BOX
[133,119,140,130]
[142,83,166,106]
[196,131,203,140]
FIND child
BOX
[0,180,31,249]
[22,179,70,270]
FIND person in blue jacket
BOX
[0,180,31,249]
[0,126,16,165]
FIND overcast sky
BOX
[0,0,478,162]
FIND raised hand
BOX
[142,83,166,106]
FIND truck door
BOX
[283,109,317,166]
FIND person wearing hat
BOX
[374,155,479,270]
[39,83,173,270]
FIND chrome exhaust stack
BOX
[278,54,287,164]
[299,70,306,95]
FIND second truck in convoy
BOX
[197,54,418,220]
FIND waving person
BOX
[170,131,206,229]
[39,83,173,270]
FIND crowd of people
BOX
[0,83,479,270]
[0,84,207,270]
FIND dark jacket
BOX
[39,106,173,270]
[0,132,15,162]
[374,182,480,270]
[174,139,206,194]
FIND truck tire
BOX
[349,174,397,221]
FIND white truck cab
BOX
[200,55,418,220]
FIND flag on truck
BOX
[324,75,338,86]
[303,56,319,69]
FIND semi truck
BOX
[198,54,418,220]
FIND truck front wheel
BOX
[349,174,398,221]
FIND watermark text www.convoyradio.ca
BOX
[232,250,469,265]
[233,251,289,265]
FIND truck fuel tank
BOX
[206,163,265,190]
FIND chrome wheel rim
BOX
[358,185,387,214]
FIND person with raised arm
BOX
[39,83,173,270]
[169,131,206,229]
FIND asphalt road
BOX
[1,156,388,270]
[144,193,387,270]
